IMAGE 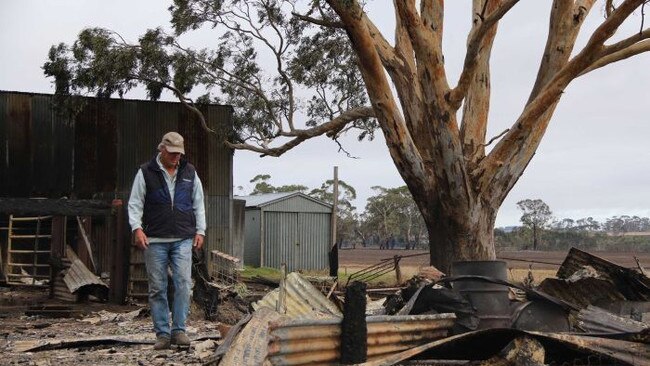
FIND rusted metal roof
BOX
[267,313,456,365]
[253,272,342,318]
[63,259,108,293]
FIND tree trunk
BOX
[424,203,497,274]
[532,225,538,251]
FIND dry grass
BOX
[507,268,557,286]
[338,264,559,288]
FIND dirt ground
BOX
[0,283,269,366]
[2,249,648,365]
[338,248,650,270]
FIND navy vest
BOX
[140,156,197,238]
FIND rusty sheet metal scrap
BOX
[253,272,342,318]
[266,313,456,365]
[220,307,284,366]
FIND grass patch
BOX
[239,266,282,281]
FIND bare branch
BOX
[446,0,519,110]
[482,128,509,148]
[227,106,375,157]
[582,38,650,74]
[606,0,615,17]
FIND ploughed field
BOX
[338,248,650,271]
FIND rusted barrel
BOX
[450,260,511,329]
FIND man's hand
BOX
[134,228,149,250]
[193,234,204,250]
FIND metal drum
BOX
[450,260,512,329]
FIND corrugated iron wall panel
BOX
[264,195,331,213]
[232,199,245,265]
[264,211,298,270]
[95,101,117,193]
[30,96,54,196]
[205,195,231,255]
[0,95,8,194]
[244,209,261,267]
[297,213,330,271]
[90,213,114,275]
[73,99,98,198]
[6,93,31,196]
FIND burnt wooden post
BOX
[341,281,367,364]
[329,243,338,277]
[394,255,402,284]
[109,199,129,304]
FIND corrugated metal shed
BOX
[236,193,332,271]
[0,90,236,298]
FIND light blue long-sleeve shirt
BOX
[128,154,206,242]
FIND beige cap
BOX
[159,132,185,154]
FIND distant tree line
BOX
[241,177,650,252]
[496,199,650,252]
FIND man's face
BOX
[160,147,182,169]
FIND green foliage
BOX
[248,174,308,194]
[360,186,426,249]
[240,265,282,281]
[45,0,376,151]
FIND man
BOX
[128,131,206,350]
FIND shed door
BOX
[297,213,330,271]
[263,211,298,270]
[263,211,330,271]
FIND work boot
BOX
[154,335,171,350]
[171,332,191,347]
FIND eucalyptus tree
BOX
[517,199,553,250]
[44,0,650,271]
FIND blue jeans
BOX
[144,238,193,338]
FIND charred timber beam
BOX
[0,198,112,216]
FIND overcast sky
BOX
[1,1,649,227]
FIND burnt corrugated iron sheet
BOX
[63,258,109,293]
[557,247,650,301]
[253,272,342,318]
[361,328,650,366]
[576,305,649,333]
[267,313,456,365]
[537,277,627,309]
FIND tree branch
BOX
[582,38,650,75]
[447,0,519,110]
[226,106,375,157]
